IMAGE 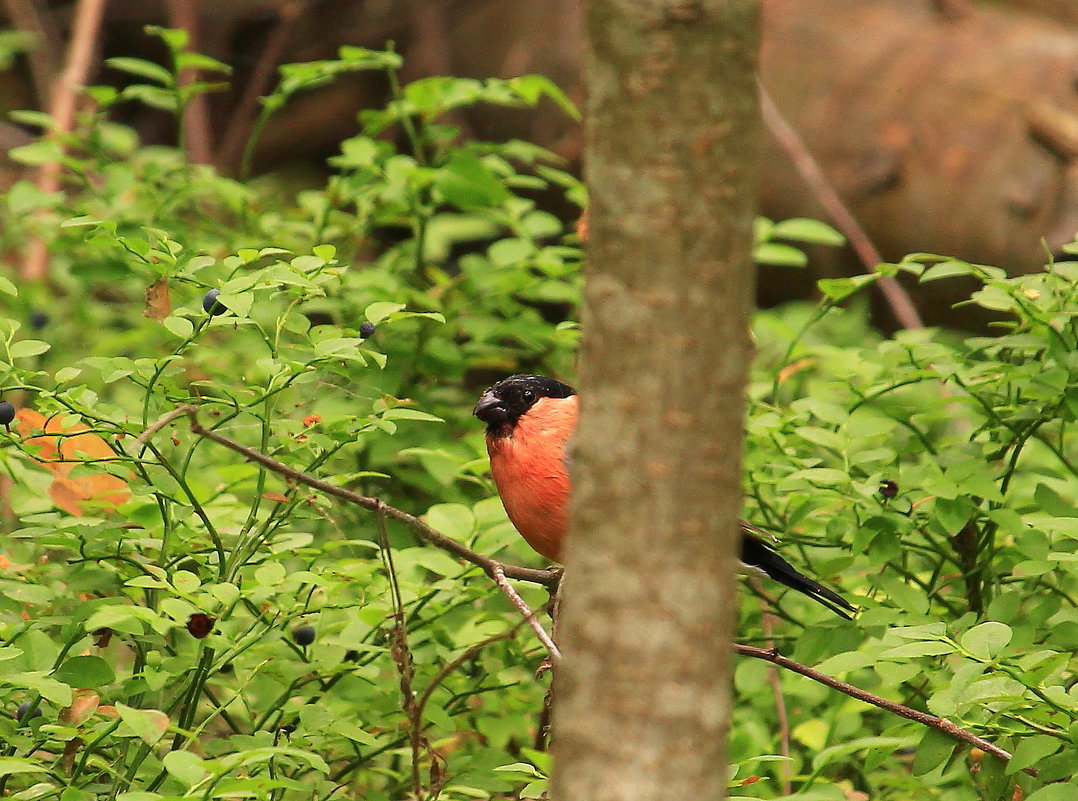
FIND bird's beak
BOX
[473,391,508,424]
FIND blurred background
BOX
[2,0,1077,323]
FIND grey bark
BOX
[550,2,760,800]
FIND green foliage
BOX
[0,29,1076,801]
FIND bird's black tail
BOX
[739,525,856,619]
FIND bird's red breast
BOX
[485,395,577,561]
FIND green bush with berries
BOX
[0,28,1076,801]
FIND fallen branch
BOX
[759,84,925,331]
[734,643,1035,777]
[182,406,557,587]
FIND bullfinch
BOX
[474,374,855,619]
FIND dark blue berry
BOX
[879,479,899,499]
[29,310,48,330]
[218,662,234,674]
[0,401,14,427]
[359,321,376,339]
[203,289,227,316]
[281,722,297,735]
[292,624,316,646]
[16,702,41,722]
[343,649,360,662]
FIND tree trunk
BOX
[549,2,760,800]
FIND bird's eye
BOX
[522,390,535,403]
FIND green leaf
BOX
[381,408,444,423]
[435,153,510,210]
[812,736,916,771]
[0,276,16,296]
[54,656,115,689]
[0,757,49,777]
[105,57,174,86]
[1027,783,1078,801]
[817,273,881,301]
[911,727,956,776]
[116,703,170,745]
[771,217,846,247]
[960,622,1012,660]
[919,259,975,282]
[754,242,808,267]
[163,316,194,339]
[364,302,405,324]
[6,673,72,705]
[162,750,210,786]
[1006,735,1061,775]
[10,339,50,358]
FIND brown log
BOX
[760,0,1078,272]
[997,0,1078,29]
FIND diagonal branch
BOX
[734,643,1035,777]
[759,84,925,330]
[181,406,558,587]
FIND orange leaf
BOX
[262,492,289,504]
[15,409,131,515]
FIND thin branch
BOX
[215,0,309,173]
[136,407,191,447]
[751,579,791,795]
[19,0,106,281]
[734,643,1036,777]
[758,84,924,330]
[414,626,521,728]
[183,406,558,587]
[491,565,561,662]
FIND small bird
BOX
[474,374,855,619]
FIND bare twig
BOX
[165,0,214,164]
[183,406,558,587]
[750,578,791,795]
[136,407,191,447]
[215,0,309,172]
[1,0,62,106]
[759,85,924,330]
[491,565,561,662]
[414,626,521,728]
[19,0,106,281]
[374,502,428,801]
[734,643,1036,777]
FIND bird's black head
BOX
[473,374,576,435]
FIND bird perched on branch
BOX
[473,374,855,619]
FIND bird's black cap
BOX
[473,374,575,434]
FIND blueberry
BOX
[343,649,360,662]
[359,321,376,339]
[879,479,899,499]
[218,662,234,674]
[29,310,48,330]
[0,401,14,427]
[16,701,41,721]
[280,722,297,735]
[203,289,227,316]
[292,624,316,646]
